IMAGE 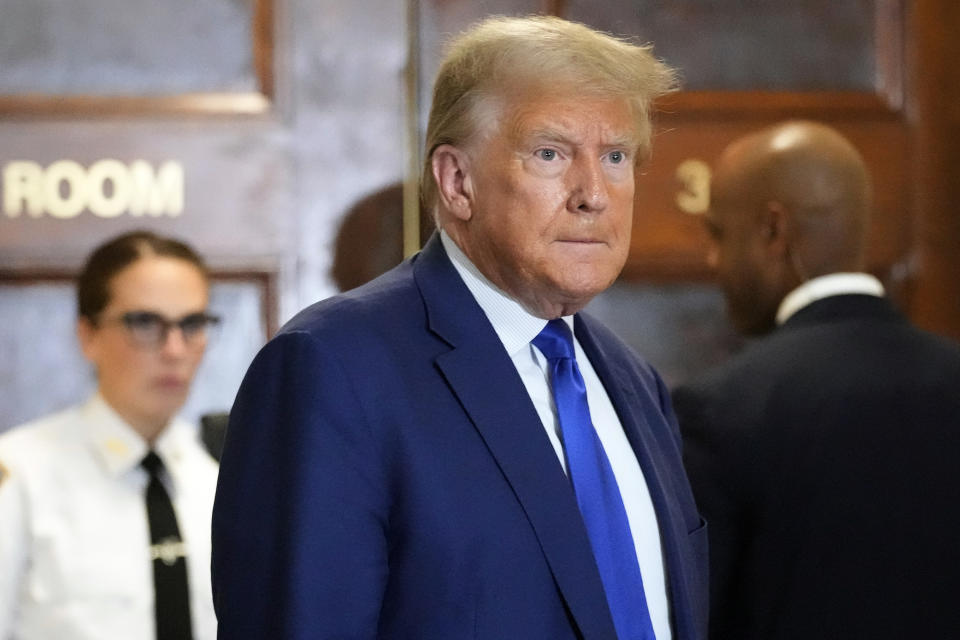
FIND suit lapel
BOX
[575,314,698,639]
[413,235,618,639]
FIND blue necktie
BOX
[533,319,656,640]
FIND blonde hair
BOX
[421,14,677,214]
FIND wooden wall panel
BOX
[906,0,960,340]
[0,0,273,116]
[566,0,878,91]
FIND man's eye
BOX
[608,150,625,164]
[535,149,557,161]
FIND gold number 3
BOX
[675,159,711,215]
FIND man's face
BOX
[704,167,779,336]
[454,92,639,319]
[78,256,210,435]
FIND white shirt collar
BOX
[776,272,885,325]
[82,393,193,479]
[440,231,573,354]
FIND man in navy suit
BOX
[212,15,707,639]
[673,121,960,638]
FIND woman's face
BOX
[78,255,210,438]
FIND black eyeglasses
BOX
[100,310,221,348]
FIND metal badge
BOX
[150,537,188,566]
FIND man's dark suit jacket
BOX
[212,234,708,639]
[673,294,960,639]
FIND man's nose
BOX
[567,156,609,214]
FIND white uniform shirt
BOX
[441,232,672,639]
[0,394,219,640]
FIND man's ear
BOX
[431,144,474,221]
[760,200,791,258]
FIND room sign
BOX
[2,160,184,219]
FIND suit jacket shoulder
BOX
[672,293,960,639]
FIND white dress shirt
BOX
[441,231,672,639]
[776,272,886,325]
[0,394,219,640]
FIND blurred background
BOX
[1,0,958,431]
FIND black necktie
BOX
[142,451,194,640]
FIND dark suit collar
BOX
[413,232,619,639]
[781,294,903,331]
[411,232,484,348]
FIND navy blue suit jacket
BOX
[212,234,708,639]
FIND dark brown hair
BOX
[77,230,208,320]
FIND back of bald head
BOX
[720,120,873,275]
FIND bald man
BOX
[672,121,960,639]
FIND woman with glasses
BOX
[0,230,221,640]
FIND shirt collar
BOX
[82,393,192,479]
[440,230,574,354]
[776,272,885,325]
